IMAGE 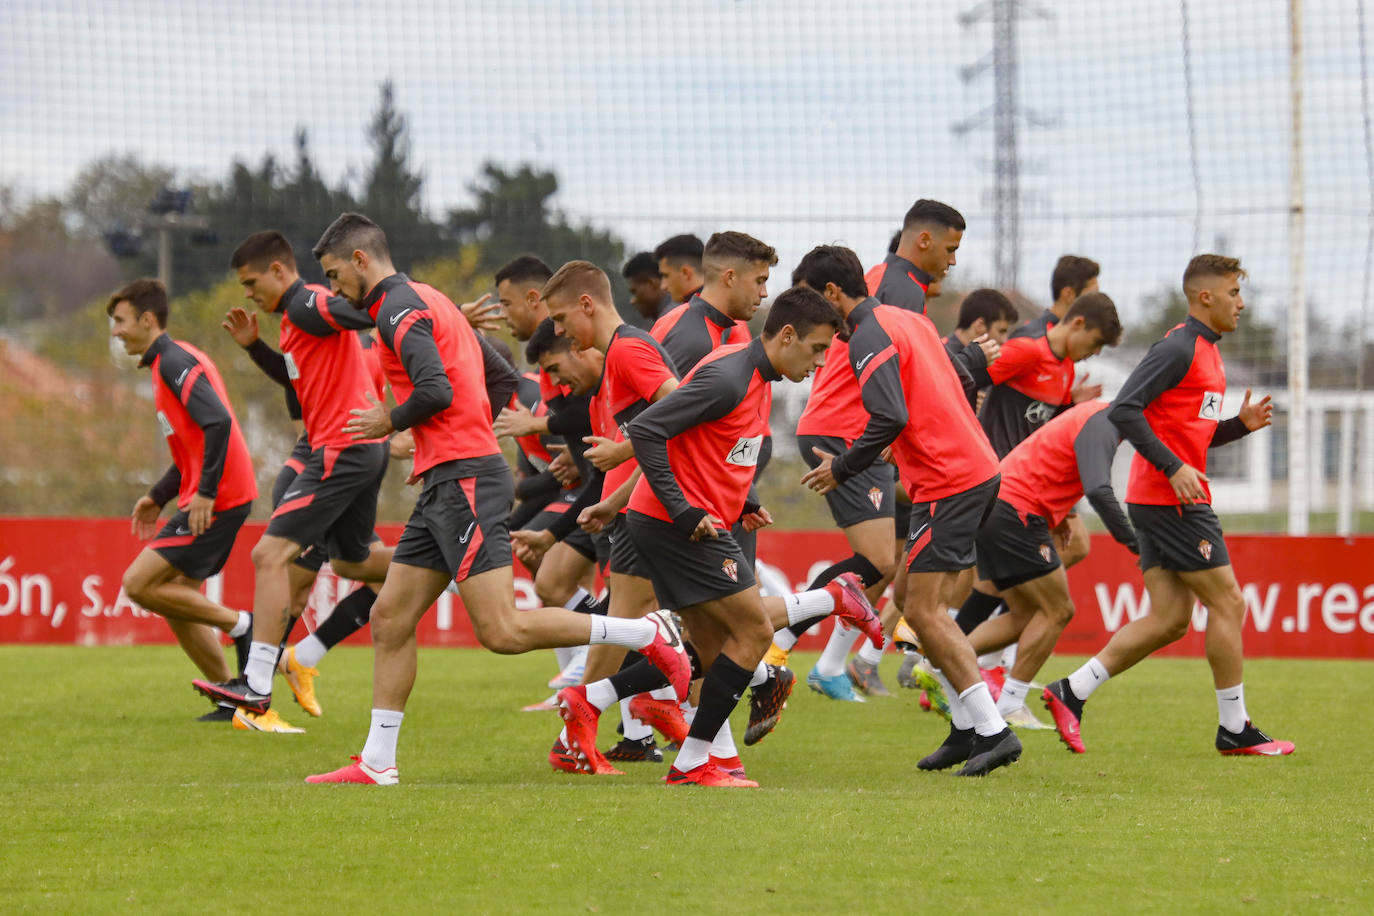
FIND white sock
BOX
[588,616,656,649]
[783,589,835,626]
[680,702,696,725]
[1216,683,1249,733]
[961,682,1006,737]
[1067,657,1111,701]
[935,670,972,730]
[585,679,618,712]
[709,719,739,760]
[977,649,1004,669]
[748,662,769,688]
[650,685,676,701]
[857,636,885,666]
[243,642,277,695]
[294,634,327,669]
[228,611,251,638]
[1001,642,1019,669]
[564,587,591,610]
[675,736,711,772]
[563,644,588,671]
[997,677,1031,716]
[773,629,801,651]
[360,708,404,771]
[816,623,861,677]
[554,646,573,670]
[621,699,653,740]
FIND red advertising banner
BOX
[1,517,1372,659]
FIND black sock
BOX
[607,658,670,699]
[314,587,377,649]
[955,590,1003,635]
[570,590,602,615]
[273,615,300,667]
[591,594,610,616]
[784,554,885,638]
[686,654,753,743]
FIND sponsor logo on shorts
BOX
[1199,391,1223,421]
[722,558,738,582]
[1198,539,1213,560]
[1039,544,1052,563]
[867,487,883,511]
[175,526,192,536]
[459,521,476,544]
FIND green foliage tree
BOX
[1130,285,1284,385]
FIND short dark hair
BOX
[230,230,297,272]
[703,231,778,281]
[1051,255,1100,301]
[763,285,843,339]
[495,255,553,288]
[956,289,1018,330]
[525,317,575,363]
[106,278,168,328]
[1183,254,1246,291]
[1064,291,1123,346]
[653,234,704,267]
[902,199,966,233]
[621,251,659,281]
[791,245,867,300]
[312,212,390,262]
[887,230,902,253]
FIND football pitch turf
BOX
[2,647,1370,914]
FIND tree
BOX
[362,81,446,270]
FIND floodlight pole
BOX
[1288,0,1309,536]
[146,213,209,298]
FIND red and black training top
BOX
[1009,308,1058,340]
[589,325,680,510]
[627,339,775,534]
[828,298,998,503]
[141,334,257,512]
[864,253,930,315]
[998,401,1137,550]
[795,333,867,441]
[360,273,519,480]
[1108,316,1250,506]
[650,293,752,374]
[979,334,1076,458]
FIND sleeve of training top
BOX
[244,339,292,388]
[165,362,234,501]
[1211,416,1250,448]
[286,288,375,335]
[284,385,303,422]
[660,317,713,375]
[148,464,182,507]
[476,332,521,422]
[830,321,908,485]
[1074,412,1138,552]
[627,359,748,534]
[381,313,453,432]
[611,340,678,427]
[545,469,606,541]
[515,469,560,502]
[1107,335,1193,477]
[546,393,593,439]
[953,340,993,389]
[985,336,1039,385]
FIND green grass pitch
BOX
[1,646,1370,914]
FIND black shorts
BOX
[606,513,645,578]
[893,484,912,539]
[526,490,597,563]
[799,434,895,529]
[270,442,337,574]
[975,499,1060,590]
[625,510,755,611]
[1129,503,1231,573]
[905,474,1000,574]
[266,442,388,565]
[150,501,252,581]
[392,455,514,580]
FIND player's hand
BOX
[389,428,415,460]
[1168,463,1209,505]
[221,307,260,347]
[548,446,580,487]
[345,391,394,440]
[973,333,1000,364]
[740,507,773,532]
[511,528,555,563]
[460,293,503,334]
[130,495,162,540]
[880,445,895,465]
[691,514,724,541]
[1052,518,1073,554]
[1237,388,1273,431]
[801,447,838,495]
[493,403,542,438]
[187,493,214,536]
[1071,373,1104,403]
[578,500,616,533]
[975,390,987,414]
[582,435,632,472]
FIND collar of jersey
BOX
[139,332,172,368]
[362,272,410,317]
[1183,314,1223,343]
[846,296,881,332]
[688,294,736,328]
[746,337,781,382]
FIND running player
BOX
[801,246,1021,777]
[108,279,256,718]
[654,234,706,306]
[282,214,688,785]
[623,251,674,321]
[1043,254,1293,758]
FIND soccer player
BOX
[283,214,688,785]
[1043,254,1293,758]
[1010,254,1099,340]
[108,279,256,717]
[623,251,674,321]
[801,246,1022,777]
[864,199,964,315]
[965,399,1139,726]
[943,288,1019,409]
[653,233,706,306]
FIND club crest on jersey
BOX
[1039,544,1052,563]
[1199,391,1223,421]
[867,487,884,510]
[722,558,739,582]
[1198,539,1213,560]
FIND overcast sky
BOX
[4,0,1373,342]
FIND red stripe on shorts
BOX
[455,476,484,582]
